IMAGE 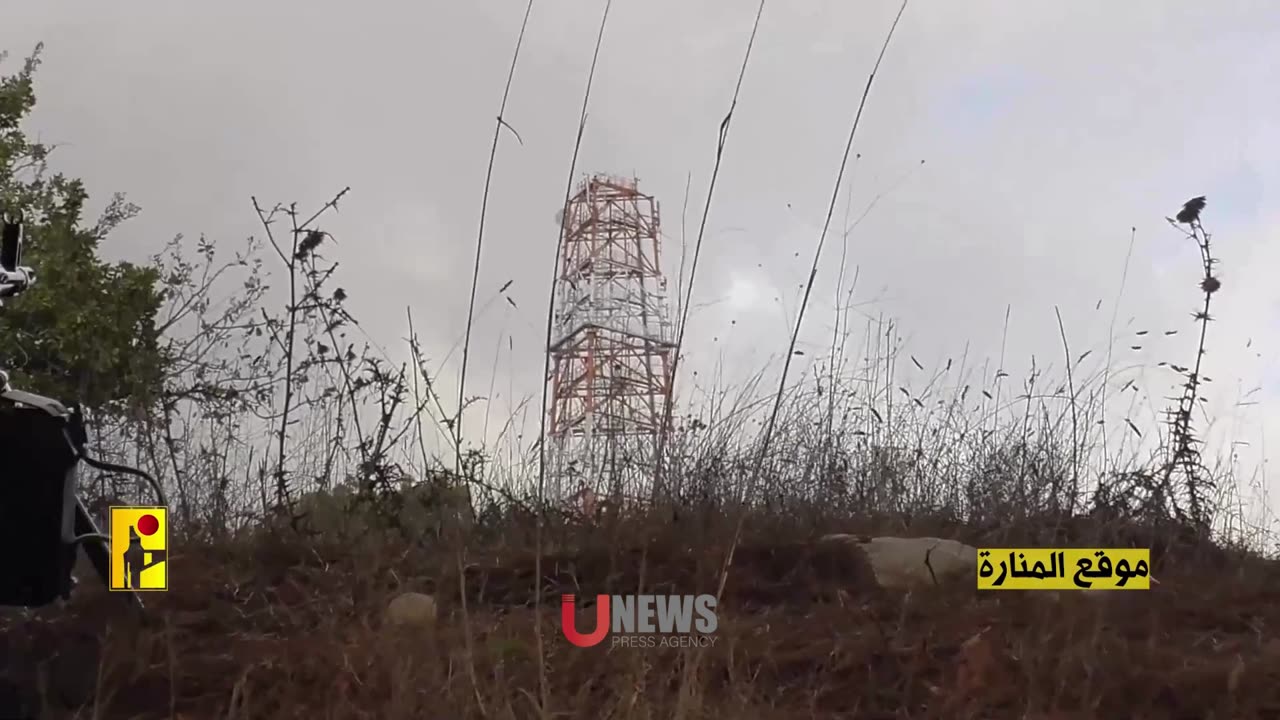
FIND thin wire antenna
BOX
[533,1,613,714]
[456,0,535,477]
[653,0,767,500]
[1101,226,1137,472]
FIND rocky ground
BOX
[2,516,1280,719]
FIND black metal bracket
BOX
[0,388,145,615]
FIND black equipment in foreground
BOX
[0,211,162,613]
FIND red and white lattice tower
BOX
[547,175,676,502]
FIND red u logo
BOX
[561,594,610,647]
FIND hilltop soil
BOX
[3,519,1280,719]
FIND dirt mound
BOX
[2,526,1279,719]
[459,538,879,611]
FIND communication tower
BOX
[547,175,676,502]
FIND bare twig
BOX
[457,0,535,480]
[655,0,768,503]
[534,2,614,715]
[723,0,912,582]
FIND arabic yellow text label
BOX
[976,548,1151,590]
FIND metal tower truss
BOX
[548,175,675,501]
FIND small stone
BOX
[384,592,437,628]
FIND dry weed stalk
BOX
[1159,196,1217,531]
[11,16,1276,720]
[533,2,614,715]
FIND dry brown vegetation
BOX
[3,27,1275,718]
[1,189,1273,719]
[4,510,1280,719]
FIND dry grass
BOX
[3,191,1265,719]
[2,27,1273,720]
[4,510,1280,720]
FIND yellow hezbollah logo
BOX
[108,506,169,591]
[977,548,1150,590]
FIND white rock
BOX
[384,592,438,628]
[820,534,978,590]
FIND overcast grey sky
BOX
[2,1,1276,514]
